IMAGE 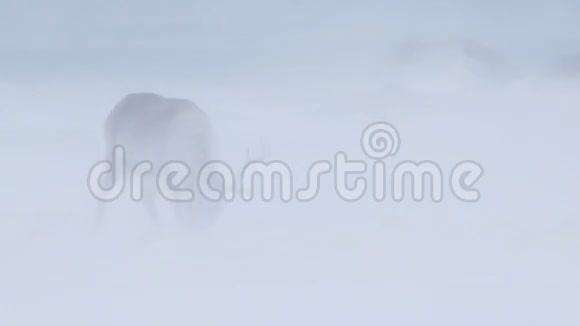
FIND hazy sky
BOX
[3,0,580,80]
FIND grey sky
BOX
[2,0,580,80]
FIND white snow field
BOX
[1,1,580,325]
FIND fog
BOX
[1,0,579,325]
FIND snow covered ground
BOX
[1,1,580,325]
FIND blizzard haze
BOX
[1,0,580,325]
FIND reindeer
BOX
[98,92,221,228]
